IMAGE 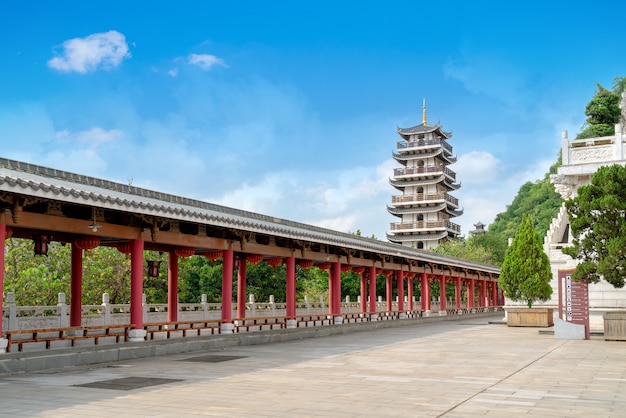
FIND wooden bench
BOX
[294,314,334,327]
[3,324,135,353]
[342,313,372,323]
[233,316,289,332]
[143,320,222,340]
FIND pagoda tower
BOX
[386,101,463,249]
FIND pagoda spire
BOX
[422,99,427,125]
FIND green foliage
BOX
[563,164,626,288]
[431,236,501,265]
[498,214,553,307]
[487,158,563,262]
[613,76,626,94]
[576,83,621,139]
[4,240,133,306]
[178,256,224,303]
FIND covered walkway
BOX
[0,157,500,352]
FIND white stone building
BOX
[543,92,626,330]
[386,102,463,249]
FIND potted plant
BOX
[498,214,554,327]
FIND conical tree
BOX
[498,214,553,307]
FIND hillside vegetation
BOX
[433,76,625,265]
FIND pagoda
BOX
[386,101,463,249]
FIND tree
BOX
[563,164,626,288]
[576,83,621,139]
[431,236,500,265]
[498,214,553,307]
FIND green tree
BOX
[563,164,626,288]
[576,83,621,139]
[498,214,553,307]
[432,236,500,265]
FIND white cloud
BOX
[188,54,226,71]
[454,151,500,184]
[48,30,130,73]
[56,127,123,146]
[168,68,179,77]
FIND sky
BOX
[1,1,625,241]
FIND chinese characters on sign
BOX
[558,269,590,339]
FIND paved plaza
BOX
[0,314,624,417]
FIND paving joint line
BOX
[435,339,568,417]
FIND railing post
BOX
[249,294,256,318]
[58,292,69,328]
[142,293,148,325]
[201,294,209,320]
[269,295,276,316]
[6,292,17,331]
[304,295,310,314]
[101,293,111,325]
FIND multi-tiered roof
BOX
[387,103,463,249]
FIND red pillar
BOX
[468,279,475,309]
[455,277,461,311]
[70,243,83,327]
[221,248,234,322]
[359,270,367,313]
[439,275,447,313]
[368,266,377,313]
[331,262,341,316]
[407,274,414,311]
[327,267,333,315]
[421,273,431,311]
[168,250,179,322]
[385,273,393,312]
[286,256,296,318]
[0,223,6,336]
[397,270,404,312]
[130,239,144,328]
[482,280,488,307]
[492,282,498,307]
[236,255,247,319]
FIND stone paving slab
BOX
[0,314,624,417]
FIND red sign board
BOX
[558,269,590,339]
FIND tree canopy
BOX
[576,82,621,139]
[563,164,626,288]
[498,214,553,307]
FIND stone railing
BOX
[561,126,624,167]
[1,293,453,331]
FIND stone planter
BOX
[506,308,554,327]
[604,311,626,341]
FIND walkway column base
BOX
[438,310,448,316]
[370,314,378,322]
[128,329,147,342]
[67,329,84,337]
[424,310,432,317]
[334,316,343,325]
[0,338,7,354]
[286,319,297,329]
[221,323,235,333]
[399,312,407,320]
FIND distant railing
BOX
[394,165,457,181]
[397,139,452,153]
[389,220,461,233]
[391,192,459,207]
[1,292,495,331]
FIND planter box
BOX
[604,312,626,341]
[506,308,554,327]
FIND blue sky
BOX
[1,1,625,240]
